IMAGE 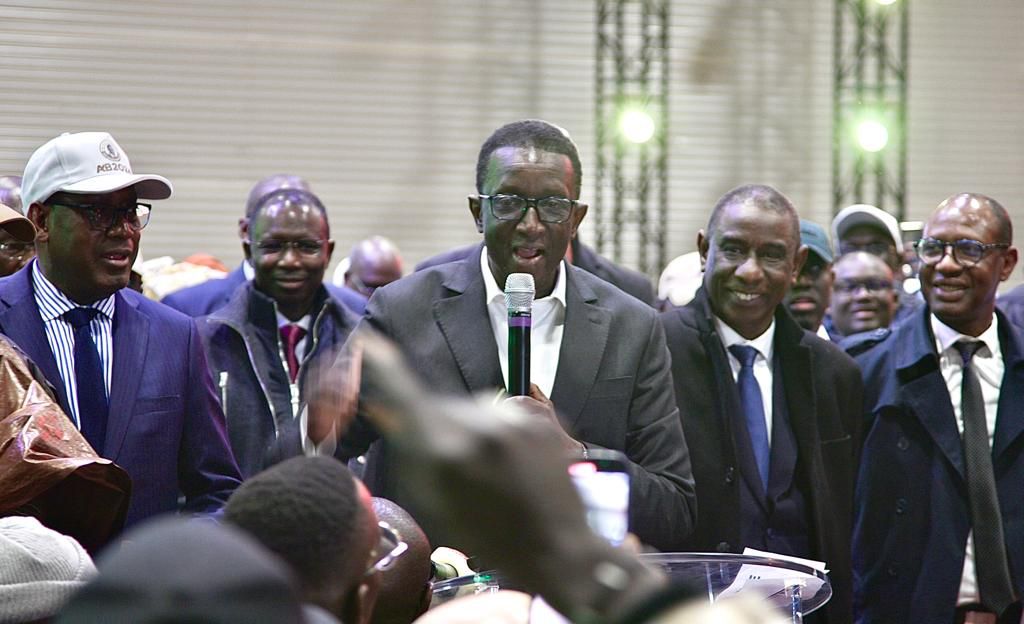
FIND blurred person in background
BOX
[829,252,898,339]
[0,175,34,276]
[784,219,834,339]
[342,236,404,305]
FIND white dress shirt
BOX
[930,314,1003,606]
[714,316,776,445]
[32,259,116,430]
[480,247,566,399]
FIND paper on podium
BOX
[716,548,828,601]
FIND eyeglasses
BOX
[480,194,576,224]
[833,278,895,294]
[365,521,408,576]
[50,202,152,232]
[839,241,894,257]
[249,239,326,257]
[914,237,1009,267]
[0,241,34,257]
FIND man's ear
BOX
[242,238,253,263]
[696,230,709,271]
[793,245,809,282]
[325,239,335,264]
[1000,246,1018,282]
[27,203,50,243]
[569,202,588,239]
[468,195,483,234]
[237,217,249,241]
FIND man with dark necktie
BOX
[0,131,241,528]
[846,193,1024,623]
[659,184,863,624]
[197,188,359,478]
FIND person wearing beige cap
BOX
[0,131,241,530]
[0,175,35,277]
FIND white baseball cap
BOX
[20,131,172,212]
[831,203,903,252]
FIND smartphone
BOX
[569,449,630,545]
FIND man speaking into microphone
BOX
[316,120,695,551]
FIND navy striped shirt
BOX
[31,260,115,429]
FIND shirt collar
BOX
[713,313,776,363]
[930,312,1001,360]
[276,311,312,331]
[32,259,116,321]
[242,260,255,281]
[480,246,567,309]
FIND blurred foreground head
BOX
[369,498,432,624]
[226,457,381,624]
[56,516,308,623]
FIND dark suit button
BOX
[887,565,898,577]
[716,541,731,553]
[895,498,907,514]
[897,436,909,451]
[725,467,735,484]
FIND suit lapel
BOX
[0,267,69,410]
[433,252,503,393]
[776,316,820,486]
[895,311,965,480]
[105,292,149,459]
[551,268,611,429]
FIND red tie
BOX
[280,324,306,383]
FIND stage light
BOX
[619,108,656,144]
[856,119,889,152]
[875,0,897,5]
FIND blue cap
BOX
[800,219,833,263]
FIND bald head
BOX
[345,236,404,297]
[244,174,312,220]
[370,498,432,624]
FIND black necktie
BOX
[729,344,770,491]
[955,339,1017,613]
[63,307,108,454]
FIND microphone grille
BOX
[504,273,535,313]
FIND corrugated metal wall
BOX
[0,1,1021,286]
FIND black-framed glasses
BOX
[480,194,576,224]
[248,239,326,257]
[365,521,408,577]
[833,278,895,294]
[839,241,894,257]
[50,202,152,232]
[914,237,1009,267]
[0,241,34,257]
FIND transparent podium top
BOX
[639,552,832,616]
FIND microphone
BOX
[504,273,534,396]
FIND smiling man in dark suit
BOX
[0,131,241,529]
[660,184,862,624]
[319,120,695,551]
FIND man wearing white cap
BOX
[831,203,921,326]
[0,131,241,529]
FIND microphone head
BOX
[504,273,535,314]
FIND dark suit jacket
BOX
[415,239,656,306]
[660,289,862,624]
[998,283,1024,330]
[162,262,367,316]
[0,265,242,528]
[345,246,696,551]
[845,306,1024,623]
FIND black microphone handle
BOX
[508,313,531,396]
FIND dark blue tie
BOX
[63,307,108,454]
[729,344,770,491]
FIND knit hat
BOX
[0,515,97,622]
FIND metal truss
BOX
[833,0,909,219]
[594,0,669,276]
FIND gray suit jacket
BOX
[345,247,696,551]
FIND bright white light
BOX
[619,109,656,144]
[856,120,889,152]
[875,0,897,5]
